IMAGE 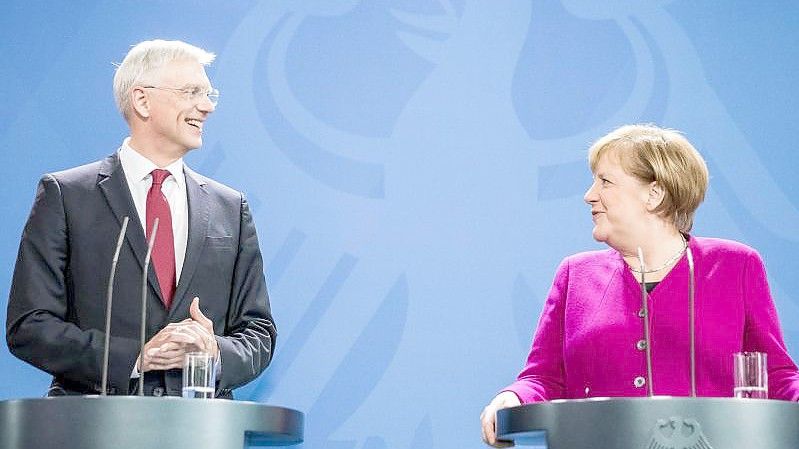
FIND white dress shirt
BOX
[118,138,189,285]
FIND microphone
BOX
[138,217,159,396]
[101,216,130,396]
[637,240,698,398]
[637,247,654,397]
[686,245,696,397]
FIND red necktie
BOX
[146,169,176,308]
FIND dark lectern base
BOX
[0,396,303,449]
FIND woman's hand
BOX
[480,391,522,447]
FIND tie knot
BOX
[151,169,171,186]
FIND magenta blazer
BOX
[504,236,799,402]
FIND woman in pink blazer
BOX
[481,124,799,447]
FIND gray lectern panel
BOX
[496,397,799,449]
[0,396,303,449]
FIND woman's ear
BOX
[646,181,665,211]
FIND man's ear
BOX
[130,87,150,118]
[646,181,665,211]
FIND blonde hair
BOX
[588,124,709,232]
[113,39,215,119]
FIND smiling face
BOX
[140,59,215,159]
[583,149,654,250]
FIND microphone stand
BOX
[101,216,129,396]
[687,246,697,397]
[637,247,655,397]
[138,218,159,396]
[637,239,697,398]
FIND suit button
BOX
[634,376,646,388]
[636,339,647,350]
[152,387,165,397]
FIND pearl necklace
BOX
[627,235,687,274]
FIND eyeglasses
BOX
[141,85,219,106]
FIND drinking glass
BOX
[182,352,216,399]
[733,351,767,399]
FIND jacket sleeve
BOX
[215,194,277,391]
[501,259,569,402]
[742,250,799,401]
[6,175,140,393]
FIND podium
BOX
[496,397,799,448]
[0,396,303,449]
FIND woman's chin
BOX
[591,228,609,244]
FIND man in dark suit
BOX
[6,40,276,397]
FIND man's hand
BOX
[137,326,188,372]
[137,297,219,372]
[188,296,219,359]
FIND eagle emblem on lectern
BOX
[645,416,713,449]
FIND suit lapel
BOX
[97,153,165,305]
[171,167,209,314]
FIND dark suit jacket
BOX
[6,153,276,397]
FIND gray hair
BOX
[113,39,215,120]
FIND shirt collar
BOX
[119,137,185,187]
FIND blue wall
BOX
[2,1,798,448]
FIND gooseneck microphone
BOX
[101,216,130,396]
[138,218,159,396]
[686,246,697,397]
[637,247,655,397]
[636,242,697,398]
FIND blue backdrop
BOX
[2,1,798,448]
